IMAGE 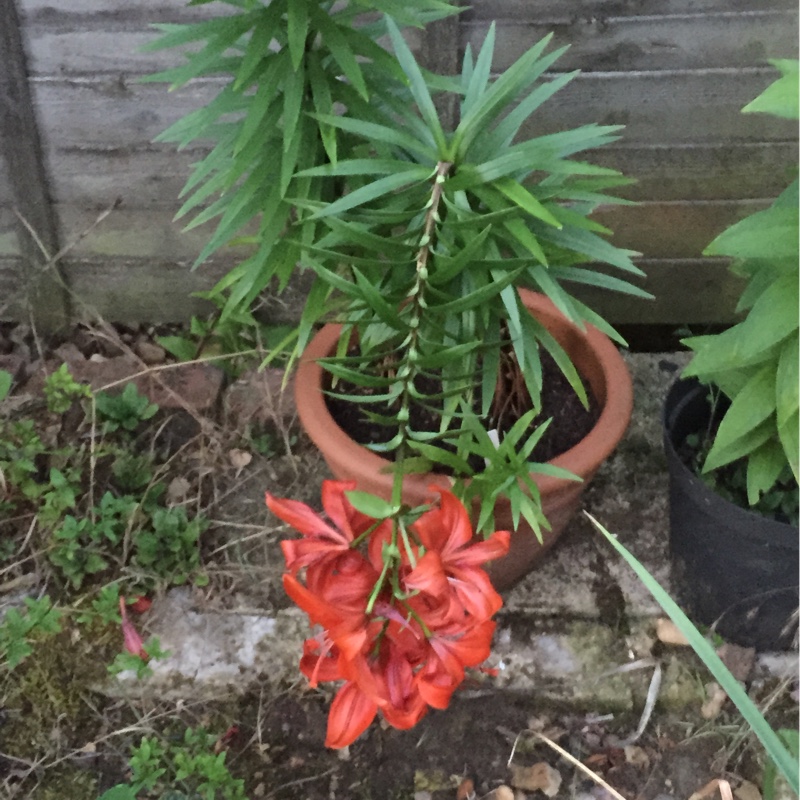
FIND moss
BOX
[24,766,98,800]
[1,622,116,763]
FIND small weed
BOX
[0,596,62,670]
[76,583,123,626]
[0,419,49,502]
[49,493,137,589]
[108,636,169,680]
[38,466,81,527]
[96,383,159,432]
[99,727,246,800]
[132,506,209,588]
[112,450,155,491]
[43,363,92,414]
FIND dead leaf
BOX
[623,745,650,770]
[717,643,756,683]
[228,448,252,475]
[510,762,562,796]
[656,618,689,645]
[734,781,762,800]
[79,742,97,753]
[689,778,733,800]
[456,776,475,799]
[701,682,728,719]
[166,476,191,504]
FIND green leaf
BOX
[742,59,799,120]
[453,33,557,156]
[778,411,799,482]
[735,274,799,362]
[298,158,425,179]
[704,417,774,475]
[461,23,495,118]
[433,266,525,314]
[287,0,309,72]
[408,441,472,475]
[746,439,787,505]
[502,218,548,266]
[494,178,562,228]
[309,112,437,162]
[590,514,799,794]
[344,491,398,518]
[233,3,283,90]
[704,207,799,260]
[282,60,306,153]
[385,17,446,153]
[307,52,337,164]
[776,336,799,429]
[308,168,431,219]
[551,265,652,299]
[312,7,368,100]
[704,366,776,472]
[537,224,642,274]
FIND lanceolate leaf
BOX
[746,439,787,505]
[591,514,800,794]
[494,179,562,228]
[461,23,495,119]
[312,6,369,100]
[385,17,447,153]
[287,0,309,72]
[703,365,776,473]
[309,113,437,162]
[308,168,432,219]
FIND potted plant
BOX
[154,3,646,748]
[284,21,646,587]
[663,60,799,651]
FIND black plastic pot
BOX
[663,378,799,651]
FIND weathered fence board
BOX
[30,69,794,152]
[7,256,738,327]
[38,140,799,208]
[21,11,797,76]
[49,199,764,263]
[466,0,797,19]
[1,0,797,326]
[465,11,798,72]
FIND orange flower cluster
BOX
[266,480,510,749]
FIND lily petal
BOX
[325,681,378,749]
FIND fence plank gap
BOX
[0,0,69,331]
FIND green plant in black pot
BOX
[681,59,799,524]
[663,60,798,650]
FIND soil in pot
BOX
[325,348,600,470]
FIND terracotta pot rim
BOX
[294,290,633,495]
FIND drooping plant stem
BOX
[390,160,452,511]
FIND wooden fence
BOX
[0,0,797,330]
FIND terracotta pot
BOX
[294,289,633,589]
